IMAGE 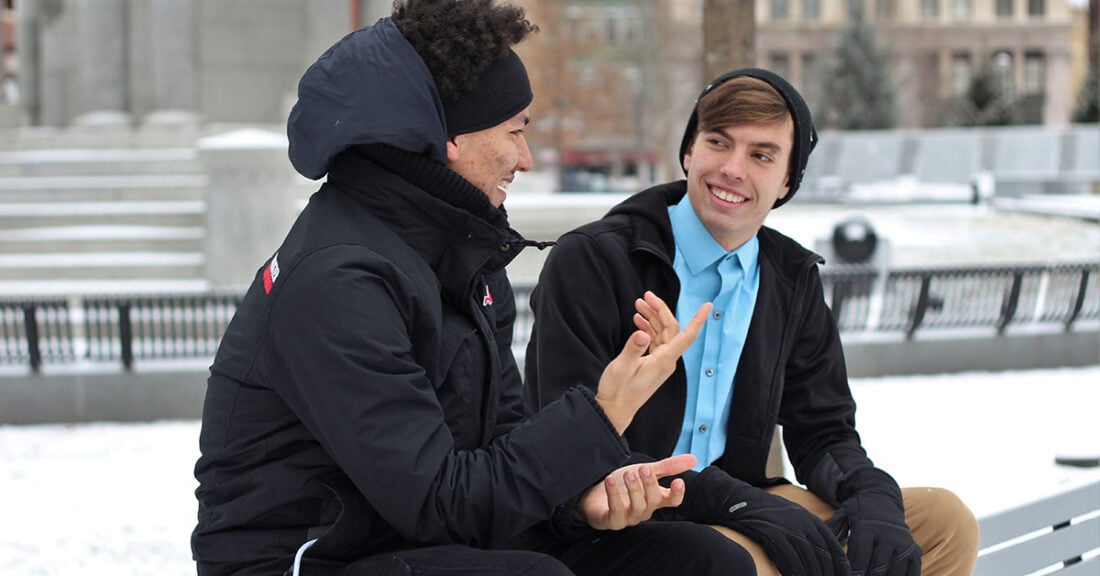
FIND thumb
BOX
[621,329,652,358]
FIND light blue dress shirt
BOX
[668,195,760,470]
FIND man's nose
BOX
[516,135,534,172]
[720,153,747,180]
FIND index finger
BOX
[648,453,698,479]
[658,301,712,359]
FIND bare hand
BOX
[596,291,712,433]
[579,454,698,531]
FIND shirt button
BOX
[699,424,708,433]
[712,311,722,320]
[705,368,714,377]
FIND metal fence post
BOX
[118,302,134,371]
[1065,268,1089,331]
[907,275,932,339]
[22,304,42,373]
[996,271,1024,334]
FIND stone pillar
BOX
[199,129,313,288]
[74,0,129,125]
[147,0,198,118]
[16,0,41,123]
[1044,49,1072,125]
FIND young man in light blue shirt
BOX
[526,68,980,576]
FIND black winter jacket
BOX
[192,19,629,576]
[525,182,895,508]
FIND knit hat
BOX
[678,68,818,208]
[443,49,533,138]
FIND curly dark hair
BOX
[392,0,537,100]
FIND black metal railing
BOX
[1,261,1097,372]
[1,291,242,373]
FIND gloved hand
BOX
[676,466,851,576]
[827,468,920,576]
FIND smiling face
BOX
[680,76,796,251]
[682,119,793,251]
[446,107,533,207]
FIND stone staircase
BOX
[0,141,210,295]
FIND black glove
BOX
[827,468,920,576]
[675,466,851,576]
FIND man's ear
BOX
[682,143,693,173]
[779,179,791,200]
[446,137,460,163]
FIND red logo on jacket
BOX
[262,253,280,295]
[482,285,493,306]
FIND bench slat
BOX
[978,481,1100,547]
[975,514,1100,575]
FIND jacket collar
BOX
[609,180,821,274]
[326,149,525,296]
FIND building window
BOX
[995,0,1013,17]
[1027,0,1044,16]
[993,50,1015,92]
[920,0,939,18]
[951,53,972,96]
[1023,52,1044,95]
[772,0,790,20]
[770,53,791,79]
[952,0,973,19]
[803,0,822,21]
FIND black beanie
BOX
[443,50,533,138]
[678,68,818,208]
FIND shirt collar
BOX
[669,194,759,277]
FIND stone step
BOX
[0,225,204,253]
[0,278,213,298]
[0,148,203,177]
[0,251,205,281]
[0,174,207,202]
[0,201,206,228]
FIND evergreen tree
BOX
[1073,61,1099,123]
[953,58,1019,126]
[818,9,896,130]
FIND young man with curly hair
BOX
[525,70,981,576]
[189,1,759,575]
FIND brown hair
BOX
[694,76,791,137]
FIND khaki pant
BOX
[712,485,980,576]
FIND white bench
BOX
[974,479,1100,575]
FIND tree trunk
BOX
[702,0,754,82]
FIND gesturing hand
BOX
[579,454,697,531]
[595,291,712,434]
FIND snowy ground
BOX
[1,364,1098,576]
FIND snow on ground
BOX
[1,365,1098,576]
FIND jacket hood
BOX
[287,18,447,180]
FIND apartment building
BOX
[517,0,1085,189]
[756,0,1080,127]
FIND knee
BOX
[906,487,980,557]
[673,525,758,575]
